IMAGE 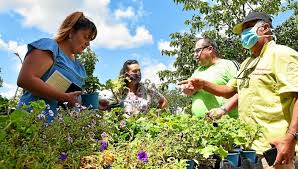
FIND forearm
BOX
[202,80,236,98]
[18,76,68,102]
[222,94,238,112]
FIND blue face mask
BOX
[240,26,260,49]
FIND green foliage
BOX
[160,89,192,115]
[0,99,262,168]
[276,13,298,51]
[104,76,127,104]
[83,76,102,94]
[159,0,297,88]
[0,96,9,115]
[76,47,101,93]
[0,100,119,168]
[100,111,263,168]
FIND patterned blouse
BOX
[122,80,163,115]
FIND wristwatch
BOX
[287,130,298,140]
[220,106,228,114]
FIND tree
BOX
[275,5,298,51]
[158,0,298,89]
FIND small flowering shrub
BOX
[98,109,262,168]
[0,100,262,169]
[0,100,122,168]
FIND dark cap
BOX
[233,11,272,34]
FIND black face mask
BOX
[125,72,141,83]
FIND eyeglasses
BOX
[194,46,210,54]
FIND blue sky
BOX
[0,0,294,98]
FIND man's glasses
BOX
[194,46,210,54]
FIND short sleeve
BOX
[273,46,298,94]
[226,60,240,80]
[227,78,237,91]
[26,38,58,60]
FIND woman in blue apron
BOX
[17,11,97,123]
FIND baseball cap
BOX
[233,11,273,34]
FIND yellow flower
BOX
[99,150,115,167]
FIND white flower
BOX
[37,113,45,120]
[68,136,73,144]
[75,103,81,108]
[48,110,54,117]
[63,102,68,105]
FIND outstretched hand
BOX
[65,91,81,107]
[207,108,225,120]
[270,134,296,166]
[178,78,204,91]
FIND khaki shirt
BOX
[228,41,298,154]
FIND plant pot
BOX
[240,150,256,163]
[186,160,196,169]
[225,152,240,167]
[81,92,99,109]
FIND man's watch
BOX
[287,130,298,140]
[220,106,228,114]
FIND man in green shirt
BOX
[179,11,298,169]
[180,37,239,118]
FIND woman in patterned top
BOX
[119,60,168,115]
[99,60,168,115]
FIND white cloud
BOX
[0,37,27,72]
[98,25,153,49]
[139,57,174,85]
[0,39,8,51]
[0,38,26,72]
[0,0,153,49]
[0,82,17,99]
[114,6,135,20]
[158,40,177,52]
[142,63,167,85]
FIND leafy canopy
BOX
[158,0,298,89]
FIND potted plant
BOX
[238,122,262,164]
[76,47,102,109]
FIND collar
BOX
[259,40,275,57]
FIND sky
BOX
[0,0,294,98]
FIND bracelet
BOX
[287,130,298,140]
[220,106,228,114]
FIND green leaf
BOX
[199,145,217,158]
[10,110,29,122]
[0,129,6,140]
[216,146,228,160]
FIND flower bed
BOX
[0,101,261,168]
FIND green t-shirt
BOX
[191,59,239,118]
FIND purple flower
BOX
[59,152,68,161]
[100,140,108,152]
[137,151,148,163]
